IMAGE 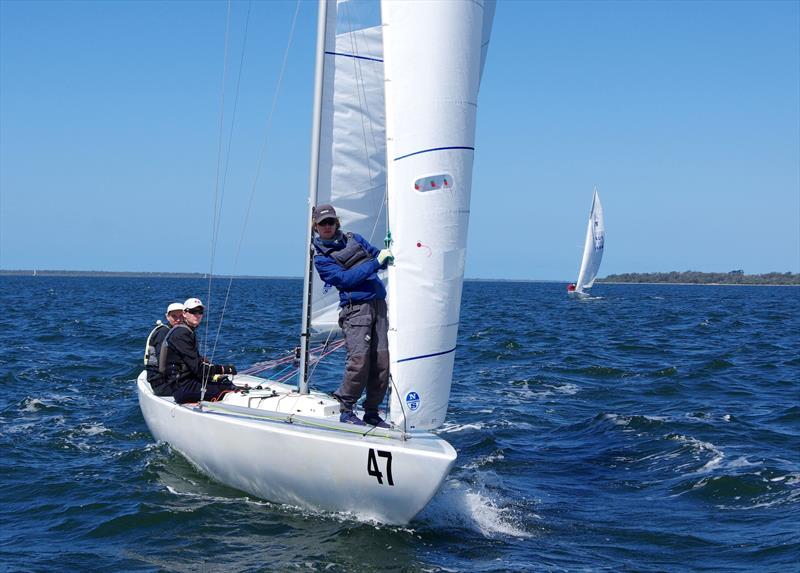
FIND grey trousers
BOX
[334,298,390,413]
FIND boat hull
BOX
[137,373,456,524]
[567,289,591,299]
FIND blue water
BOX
[1,277,798,572]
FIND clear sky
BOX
[1,0,798,280]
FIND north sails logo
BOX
[405,391,420,411]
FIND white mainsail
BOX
[382,0,496,430]
[574,189,605,294]
[310,0,387,334]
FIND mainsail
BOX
[574,189,605,293]
[310,0,387,334]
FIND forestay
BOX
[382,0,496,430]
[575,189,605,293]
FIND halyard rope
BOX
[202,0,234,401]
[201,0,302,402]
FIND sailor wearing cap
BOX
[311,204,394,427]
[160,298,239,403]
[144,302,185,396]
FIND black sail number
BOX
[367,448,394,486]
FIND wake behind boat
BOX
[138,0,495,525]
[568,188,605,297]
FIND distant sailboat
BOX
[567,188,605,296]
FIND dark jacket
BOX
[162,324,215,391]
[313,232,386,307]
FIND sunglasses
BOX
[317,219,336,227]
[185,308,204,315]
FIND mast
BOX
[298,0,328,395]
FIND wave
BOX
[420,474,534,539]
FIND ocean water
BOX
[1,276,798,572]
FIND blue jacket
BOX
[313,232,386,306]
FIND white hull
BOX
[567,290,590,298]
[137,372,456,524]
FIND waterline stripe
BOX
[397,347,457,363]
[325,50,383,63]
[394,146,475,162]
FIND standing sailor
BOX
[161,298,238,404]
[144,302,184,396]
[311,204,394,427]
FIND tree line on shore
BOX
[598,271,799,285]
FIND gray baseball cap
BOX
[313,203,337,223]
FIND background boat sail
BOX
[138,0,495,524]
[569,188,605,296]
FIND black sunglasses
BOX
[317,219,336,226]
[185,308,204,315]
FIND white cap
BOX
[166,302,184,314]
[183,297,204,310]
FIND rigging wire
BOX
[201,0,234,400]
[240,339,345,377]
[307,329,340,382]
[205,0,255,368]
[341,1,389,245]
[207,0,303,368]
[198,2,390,414]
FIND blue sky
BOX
[1,0,798,280]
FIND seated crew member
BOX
[311,203,394,427]
[161,297,238,404]
[144,302,185,396]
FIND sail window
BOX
[414,174,453,193]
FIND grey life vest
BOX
[330,233,371,270]
[144,322,168,367]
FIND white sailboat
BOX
[568,188,605,297]
[137,0,495,524]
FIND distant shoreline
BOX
[598,281,799,287]
[1,269,798,286]
[0,270,555,282]
[598,271,799,286]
